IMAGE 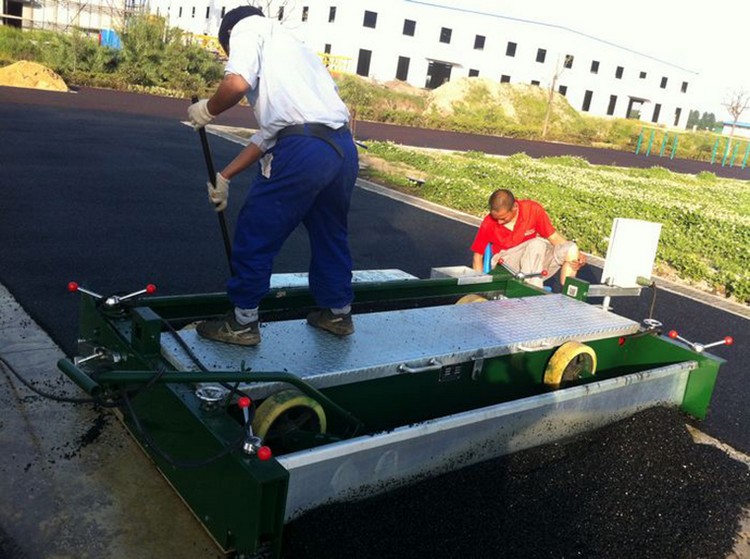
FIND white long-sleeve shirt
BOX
[224,16,350,153]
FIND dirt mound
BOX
[0,60,68,92]
[427,77,516,118]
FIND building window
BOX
[660,76,668,89]
[590,60,599,74]
[469,69,479,77]
[396,56,410,81]
[536,48,546,63]
[652,103,661,123]
[582,90,593,112]
[178,6,182,17]
[439,27,452,44]
[357,49,372,76]
[324,44,331,54]
[191,6,195,17]
[500,74,511,83]
[615,66,624,79]
[363,10,377,28]
[474,35,485,50]
[531,80,540,86]
[639,71,647,79]
[328,6,336,22]
[607,95,617,115]
[681,81,689,93]
[220,6,225,17]
[558,85,567,96]
[277,6,284,20]
[674,107,682,126]
[205,6,209,18]
[506,42,516,57]
[403,19,416,36]
[302,6,308,21]
[564,55,574,69]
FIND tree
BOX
[685,109,700,129]
[698,112,716,131]
[722,87,750,139]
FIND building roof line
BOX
[405,0,699,75]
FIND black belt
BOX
[276,123,348,157]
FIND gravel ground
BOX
[282,406,750,559]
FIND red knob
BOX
[725,336,734,346]
[497,258,504,265]
[146,284,157,294]
[238,396,251,409]
[257,446,272,461]
[67,281,79,292]
[618,337,626,346]
[541,270,548,277]
[668,330,678,339]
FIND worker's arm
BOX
[187,73,250,129]
[472,252,484,272]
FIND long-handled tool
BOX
[192,96,234,275]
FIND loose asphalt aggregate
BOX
[0,86,748,558]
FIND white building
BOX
[1,0,143,33]
[148,0,698,128]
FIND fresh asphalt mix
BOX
[0,86,748,558]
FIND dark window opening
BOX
[582,90,593,112]
[474,35,485,50]
[536,48,546,63]
[674,107,682,126]
[506,42,516,57]
[607,95,617,115]
[191,6,195,17]
[205,7,210,18]
[302,6,308,21]
[403,19,416,36]
[277,6,284,20]
[469,69,480,77]
[590,60,599,74]
[681,81,688,93]
[328,6,336,22]
[324,43,331,54]
[439,27,452,44]
[396,56,410,81]
[363,10,377,28]
[652,103,661,123]
[178,6,182,17]
[220,6,225,17]
[357,49,372,76]
[564,55,574,69]
[639,71,647,79]
[426,61,452,89]
[531,80,540,86]
[660,76,668,88]
[558,85,567,96]
[500,74,511,83]
[615,66,624,79]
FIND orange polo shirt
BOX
[471,199,556,254]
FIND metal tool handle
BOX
[398,358,443,374]
[191,95,234,275]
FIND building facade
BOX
[147,0,697,128]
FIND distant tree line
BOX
[686,110,718,131]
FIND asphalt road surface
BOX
[1,85,745,452]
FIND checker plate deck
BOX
[161,294,640,398]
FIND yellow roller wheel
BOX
[252,389,327,441]
[456,294,488,304]
[543,341,597,389]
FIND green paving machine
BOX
[58,265,731,558]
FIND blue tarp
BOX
[99,29,122,50]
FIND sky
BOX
[433,0,750,122]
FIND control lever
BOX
[237,396,272,460]
[667,330,734,353]
[495,258,548,281]
[67,281,157,309]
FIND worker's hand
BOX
[208,172,229,212]
[188,98,214,130]
[570,253,587,271]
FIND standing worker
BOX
[187,6,359,346]
[471,189,586,288]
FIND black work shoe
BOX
[196,312,260,346]
[306,309,354,336]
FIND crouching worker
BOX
[471,189,585,288]
[187,6,359,346]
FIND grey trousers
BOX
[491,237,576,287]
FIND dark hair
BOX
[218,6,264,55]
[489,189,515,211]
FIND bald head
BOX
[489,189,515,212]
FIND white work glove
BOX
[208,172,229,212]
[187,98,215,130]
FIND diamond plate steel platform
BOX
[161,294,640,399]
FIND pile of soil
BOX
[427,77,518,117]
[282,406,750,558]
[0,60,68,92]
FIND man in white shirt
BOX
[187,6,358,346]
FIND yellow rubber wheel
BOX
[543,341,597,389]
[456,294,488,304]
[252,389,327,441]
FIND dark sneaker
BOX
[196,312,260,346]
[306,309,354,336]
